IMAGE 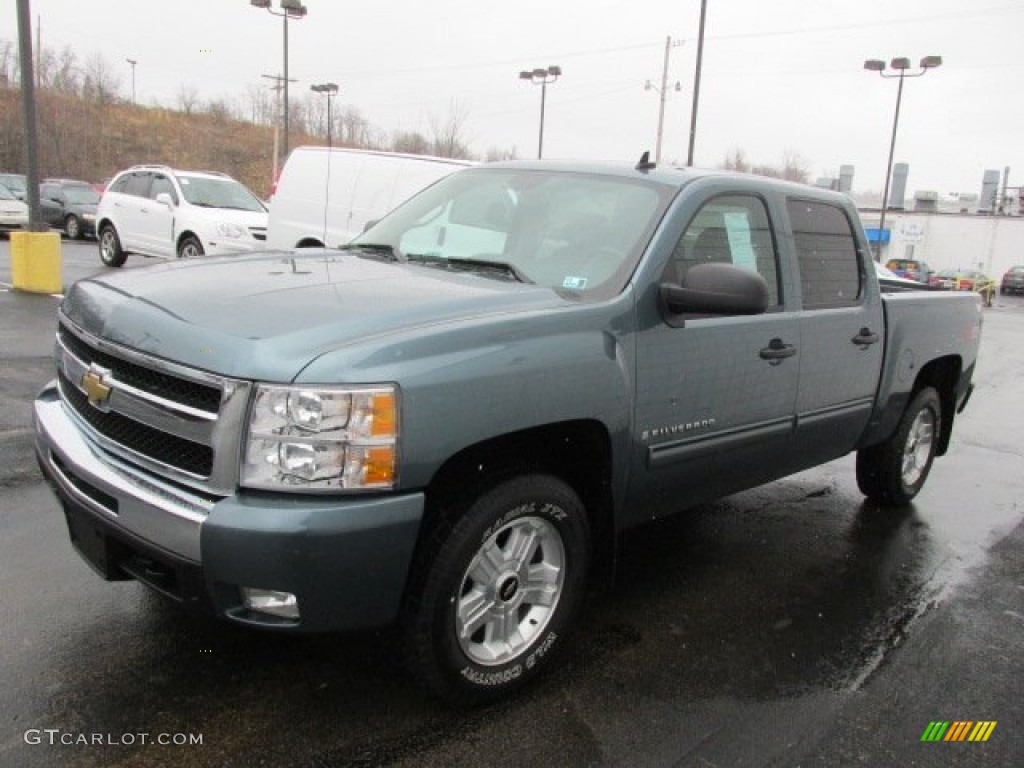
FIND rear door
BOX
[786,197,884,466]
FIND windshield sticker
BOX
[562,276,588,290]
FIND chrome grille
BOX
[55,318,251,493]
[57,325,221,412]
[58,372,213,476]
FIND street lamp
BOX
[251,0,307,165]
[310,82,339,148]
[519,65,561,159]
[125,58,137,105]
[864,54,942,259]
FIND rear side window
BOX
[787,198,862,309]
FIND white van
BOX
[266,147,472,250]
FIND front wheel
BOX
[402,474,591,705]
[98,224,126,267]
[856,387,942,505]
[177,235,204,259]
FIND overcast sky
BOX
[3,0,1022,197]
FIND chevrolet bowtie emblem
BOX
[81,364,113,408]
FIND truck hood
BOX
[61,250,567,381]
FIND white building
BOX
[858,209,1023,278]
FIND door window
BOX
[668,194,781,307]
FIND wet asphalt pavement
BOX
[1,241,1022,767]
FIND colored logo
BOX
[921,721,997,742]
[81,364,113,409]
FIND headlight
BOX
[216,222,247,239]
[242,384,398,491]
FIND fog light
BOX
[241,587,300,619]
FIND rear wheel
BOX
[177,235,204,259]
[64,214,82,240]
[857,387,941,505]
[402,474,591,705]
[98,224,126,267]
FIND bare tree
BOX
[485,146,518,162]
[0,40,16,87]
[81,52,120,104]
[177,84,200,115]
[392,130,431,155]
[340,105,371,147]
[428,100,471,159]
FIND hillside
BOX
[0,86,316,195]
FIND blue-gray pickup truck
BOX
[34,160,982,703]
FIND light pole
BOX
[310,82,339,148]
[645,36,681,164]
[125,58,137,105]
[519,65,561,159]
[251,0,307,164]
[864,55,942,259]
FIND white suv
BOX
[96,165,267,266]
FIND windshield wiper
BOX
[338,243,401,262]
[405,254,532,284]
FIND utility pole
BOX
[646,36,681,164]
[687,0,708,166]
[261,74,287,180]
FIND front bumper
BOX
[34,382,424,632]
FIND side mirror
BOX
[155,192,175,208]
[363,219,379,233]
[661,262,769,315]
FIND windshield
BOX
[0,183,15,200]
[354,167,671,299]
[63,185,101,205]
[176,175,266,212]
[0,175,26,195]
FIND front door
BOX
[628,190,800,524]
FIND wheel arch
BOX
[414,419,617,592]
[176,230,204,253]
[911,355,961,455]
[296,238,325,248]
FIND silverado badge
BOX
[81,364,113,409]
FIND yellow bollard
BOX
[10,230,63,294]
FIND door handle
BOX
[851,328,879,347]
[759,338,797,364]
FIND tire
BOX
[402,474,591,705]
[177,235,204,259]
[856,387,942,505]
[98,224,126,267]
[64,214,82,240]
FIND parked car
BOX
[39,178,101,239]
[953,271,996,299]
[95,164,268,266]
[929,269,994,293]
[0,172,27,200]
[266,147,471,250]
[884,258,932,284]
[37,161,982,704]
[999,265,1024,296]
[0,181,29,234]
[874,262,933,292]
